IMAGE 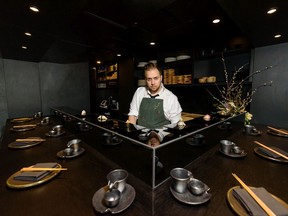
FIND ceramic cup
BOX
[63,147,73,156]
[107,169,128,193]
[67,139,81,153]
[188,178,206,196]
[170,168,193,193]
[41,117,50,125]
[232,146,244,154]
[220,140,235,154]
[244,124,256,134]
[34,111,43,119]
[52,125,63,134]
[193,134,204,145]
[103,188,121,207]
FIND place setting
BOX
[45,125,66,137]
[266,126,288,138]
[169,167,211,205]
[10,117,33,124]
[8,137,46,149]
[227,173,288,216]
[253,141,288,163]
[6,162,67,189]
[243,125,262,136]
[92,169,136,214]
[219,140,247,158]
[57,139,85,159]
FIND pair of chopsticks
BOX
[16,138,46,142]
[21,167,67,172]
[13,117,32,121]
[232,173,276,216]
[254,141,288,160]
[13,124,36,128]
[267,126,288,136]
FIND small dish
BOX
[92,184,136,214]
[57,147,85,159]
[45,130,65,137]
[219,148,247,158]
[170,182,211,205]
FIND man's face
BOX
[145,68,162,94]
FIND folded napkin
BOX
[258,146,288,159]
[233,187,288,216]
[14,163,58,182]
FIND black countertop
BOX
[0,115,287,216]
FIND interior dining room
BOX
[0,1,288,216]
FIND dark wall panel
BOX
[4,59,41,118]
[0,57,8,137]
[39,62,90,115]
[251,42,288,128]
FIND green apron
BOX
[138,98,170,129]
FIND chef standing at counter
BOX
[127,63,182,145]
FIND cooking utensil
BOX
[267,126,288,136]
[254,141,288,160]
[232,173,276,216]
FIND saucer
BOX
[219,148,247,158]
[8,141,42,149]
[45,131,66,137]
[170,183,211,205]
[254,147,288,163]
[267,129,288,138]
[57,148,85,159]
[243,130,262,136]
[92,184,136,214]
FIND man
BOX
[128,63,182,145]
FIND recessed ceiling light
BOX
[150,42,155,46]
[274,34,281,38]
[29,6,39,12]
[267,7,277,14]
[25,32,32,36]
[96,61,101,64]
[22,46,28,49]
[212,19,220,24]
[117,54,121,57]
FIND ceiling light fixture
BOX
[25,32,32,36]
[96,61,101,64]
[212,19,220,24]
[29,6,39,12]
[150,42,155,46]
[274,34,281,38]
[117,54,121,57]
[267,7,277,14]
[22,46,28,49]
